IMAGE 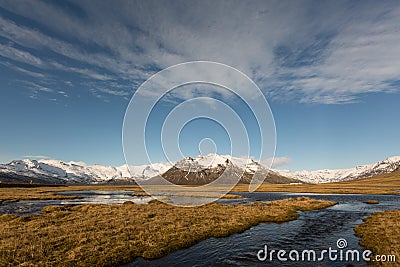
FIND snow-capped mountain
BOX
[158,154,299,185]
[118,163,172,180]
[275,156,400,184]
[0,155,399,185]
[175,154,265,172]
[0,159,170,184]
[0,154,296,185]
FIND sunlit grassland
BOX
[355,210,400,266]
[0,197,336,266]
[0,187,83,203]
[0,171,398,266]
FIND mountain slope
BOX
[275,156,400,184]
[159,154,300,185]
[1,155,399,185]
[0,159,169,184]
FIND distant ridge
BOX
[275,156,400,184]
[159,154,299,185]
[1,155,399,185]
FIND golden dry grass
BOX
[233,169,400,195]
[355,210,400,266]
[131,190,243,199]
[0,187,82,202]
[0,197,335,266]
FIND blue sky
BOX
[0,0,399,171]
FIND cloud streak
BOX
[0,0,399,103]
[0,43,43,66]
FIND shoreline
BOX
[0,168,398,202]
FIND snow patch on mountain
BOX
[174,153,262,174]
[0,159,171,184]
[119,163,172,180]
[1,155,399,184]
[275,156,400,184]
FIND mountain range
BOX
[0,154,399,185]
[150,154,299,185]
[276,155,400,184]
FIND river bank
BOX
[0,197,335,266]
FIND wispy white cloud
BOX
[0,61,46,78]
[97,88,130,97]
[49,61,114,81]
[0,0,399,104]
[0,43,43,66]
[57,91,69,97]
[15,80,57,99]
[36,86,53,93]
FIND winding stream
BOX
[128,193,400,267]
[1,191,399,266]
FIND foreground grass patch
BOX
[0,197,335,266]
[355,210,400,266]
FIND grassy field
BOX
[355,210,400,266]
[0,187,83,203]
[0,197,335,266]
[0,171,398,266]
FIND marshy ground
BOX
[0,171,398,266]
[355,210,400,266]
[0,197,335,266]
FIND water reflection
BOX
[0,190,151,215]
[58,190,153,205]
[0,190,229,215]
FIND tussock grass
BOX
[131,191,243,199]
[0,197,335,266]
[355,210,400,266]
[0,187,82,202]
